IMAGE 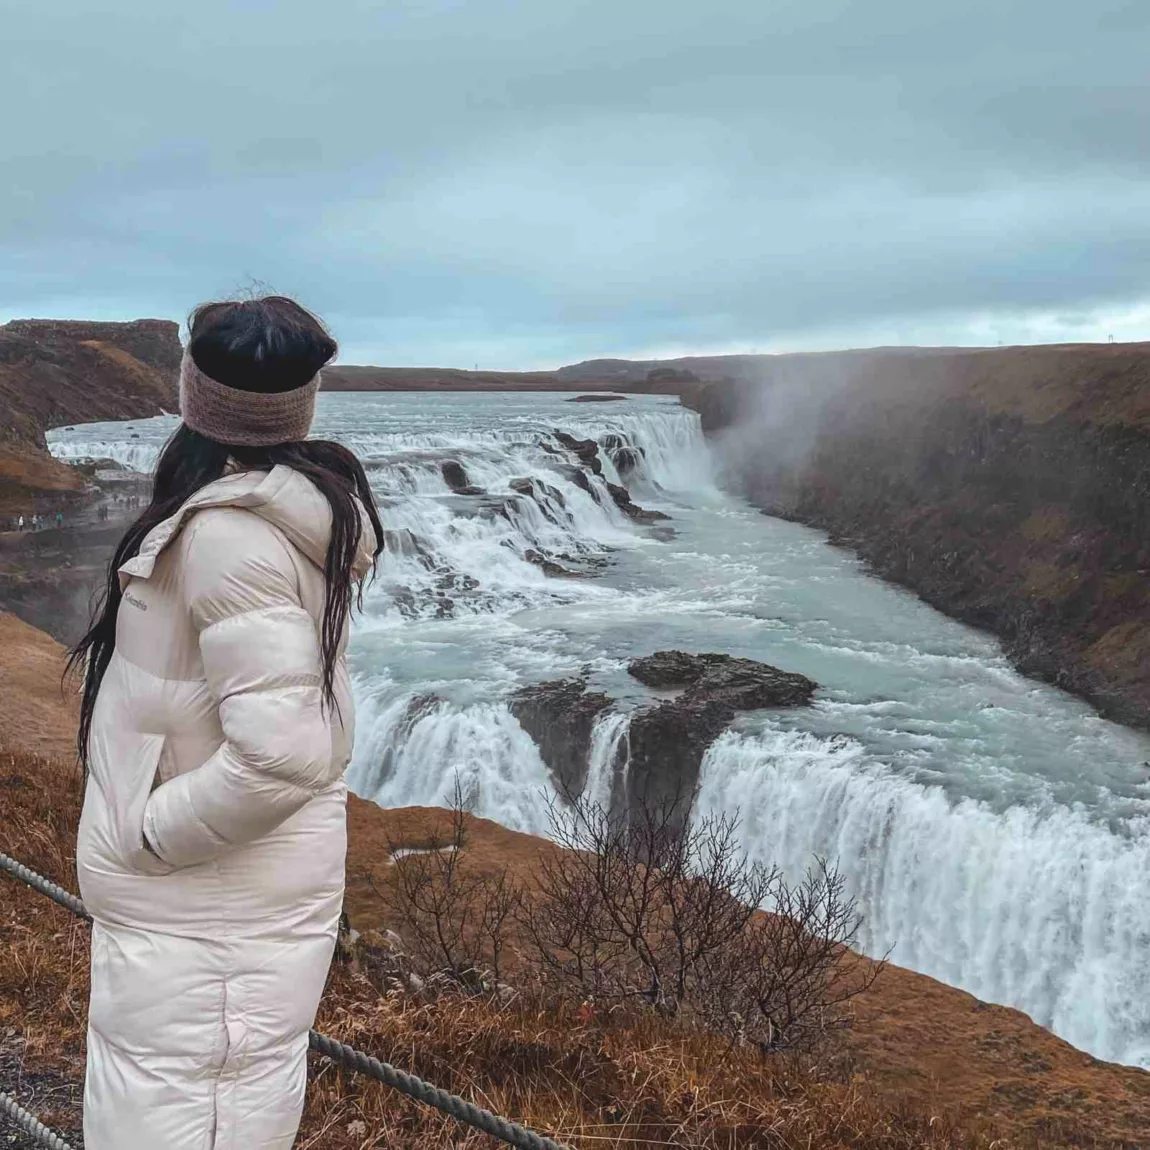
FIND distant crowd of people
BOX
[5,491,149,534]
[8,509,65,532]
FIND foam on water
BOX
[50,391,1150,1066]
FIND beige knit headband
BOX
[179,351,319,446]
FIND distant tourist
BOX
[16,514,23,531]
[68,295,383,1148]
[56,509,64,528]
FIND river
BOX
[48,390,1150,1067]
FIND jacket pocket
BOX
[117,733,177,877]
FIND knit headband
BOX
[179,351,319,446]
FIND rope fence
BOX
[0,850,572,1150]
[0,1090,76,1150]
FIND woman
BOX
[70,296,383,1148]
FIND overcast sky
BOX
[2,0,1148,368]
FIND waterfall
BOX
[695,725,1150,1068]
[48,390,1150,1070]
[47,434,167,473]
[584,710,631,812]
[347,690,557,837]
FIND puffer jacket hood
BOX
[77,463,375,1150]
[118,463,377,588]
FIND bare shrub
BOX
[521,794,879,1051]
[380,798,521,992]
[700,856,882,1052]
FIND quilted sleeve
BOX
[142,510,340,868]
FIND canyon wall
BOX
[679,344,1150,728]
[0,318,180,514]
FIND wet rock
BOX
[523,549,595,579]
[648,525,677,542]
[509,477,568,524]
[606,482,670,522]
[629,651,817,708]
[613,447,644,477]
[555,465,594,494]
[441,459,485,495]
[625,652,818,824]
[554,430,604,475]
[510,678,613,797]
[566,394,629,403]
[436,571,481,593]
[601,433,645,478]
[626,696,733,824]
[382,527,434,567]
[390,587,418,616]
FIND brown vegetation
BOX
[324,365,623,393]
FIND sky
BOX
[2,0,1149,369]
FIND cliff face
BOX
[679,343,1150,728]
[0,319,180,513]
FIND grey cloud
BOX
[2,0,1148,366]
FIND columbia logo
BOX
[123,593,148,612]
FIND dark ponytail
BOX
[67,297,383,769]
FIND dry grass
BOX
[303,966,1014,1149]
[0,745,1071,1150]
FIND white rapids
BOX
[49,391,1150,1067]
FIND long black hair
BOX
[67,296,383,769]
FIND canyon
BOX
[673,344,1150,730]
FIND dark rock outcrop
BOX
[510,679,613,797]
[440,460,485,495]
[566,394,629,403]
[629,650,817,708]
[523,549,594,579]
[625,652,817,822]
[510,654,817,823]
[553,431,604,475]
[600,433,645,479]
[605,482,670,522]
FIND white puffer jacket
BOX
[77,465,375,1149]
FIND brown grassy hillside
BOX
[2,615,1150,1147]
[0,319,180,515]
[324,364,628,392]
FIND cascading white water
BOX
[584,710,631,812]
[49,391,1150,1067]
[694,725,1150,1066]
[48,435,164,473]
[349,688,557,836]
